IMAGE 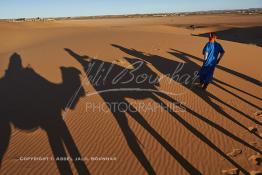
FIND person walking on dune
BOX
[198,32,225,90]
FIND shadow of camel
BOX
[65,48,202,175]
[111,44,262,133]
[0,53,90,175]
[192,26,262,48]
[65,48,252,175]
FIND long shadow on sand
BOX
[169,49,262,108]
[65,48,202,175]
[168,49,262,105]
[111,45,262,172]
[65,48,257,175]
[111,44,261,130]
[169,49,261,88]
[0,53,89,175]
[192,26,262,48]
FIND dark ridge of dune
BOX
[193,26,262,47]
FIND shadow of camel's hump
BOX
[0,54,84,130]
[0,53,89,175]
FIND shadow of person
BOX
[0,53,90,175]
[65,48,204,175]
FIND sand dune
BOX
[0,14,261,175]
[193,26,262,47]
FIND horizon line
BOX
[1,7,261,20]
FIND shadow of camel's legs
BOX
[46,128,73,175]
[105,99,156,175]
[189,89,262,139]
[205,92,262,128]
[124,100,202,175]
[213,78,262,101]
[212,81,261,111]
[170,49,261,86]
[58,120,90,175]
[155,92,262,154]
[0,120,11,168]
[150,94,248,175]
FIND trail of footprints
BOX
[222,151,262,175]
[222,111,262,175]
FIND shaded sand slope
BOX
[193,26,262,47]
[0,15,261,175]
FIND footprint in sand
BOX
[250,142,258,145]
[254,111,262,117]
[248,126,258,133]
[222,168,239,175]
[249,170,262,175]
[248,154,262,165]
[115,59,126,65]
[227,149,242,157]
[153,48,160,51]
[115,59,121,62]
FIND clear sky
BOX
[0,0,261,19]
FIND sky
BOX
[0,0,261,19]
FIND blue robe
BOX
[198,42,225,84]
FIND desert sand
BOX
[0,14,261,175]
